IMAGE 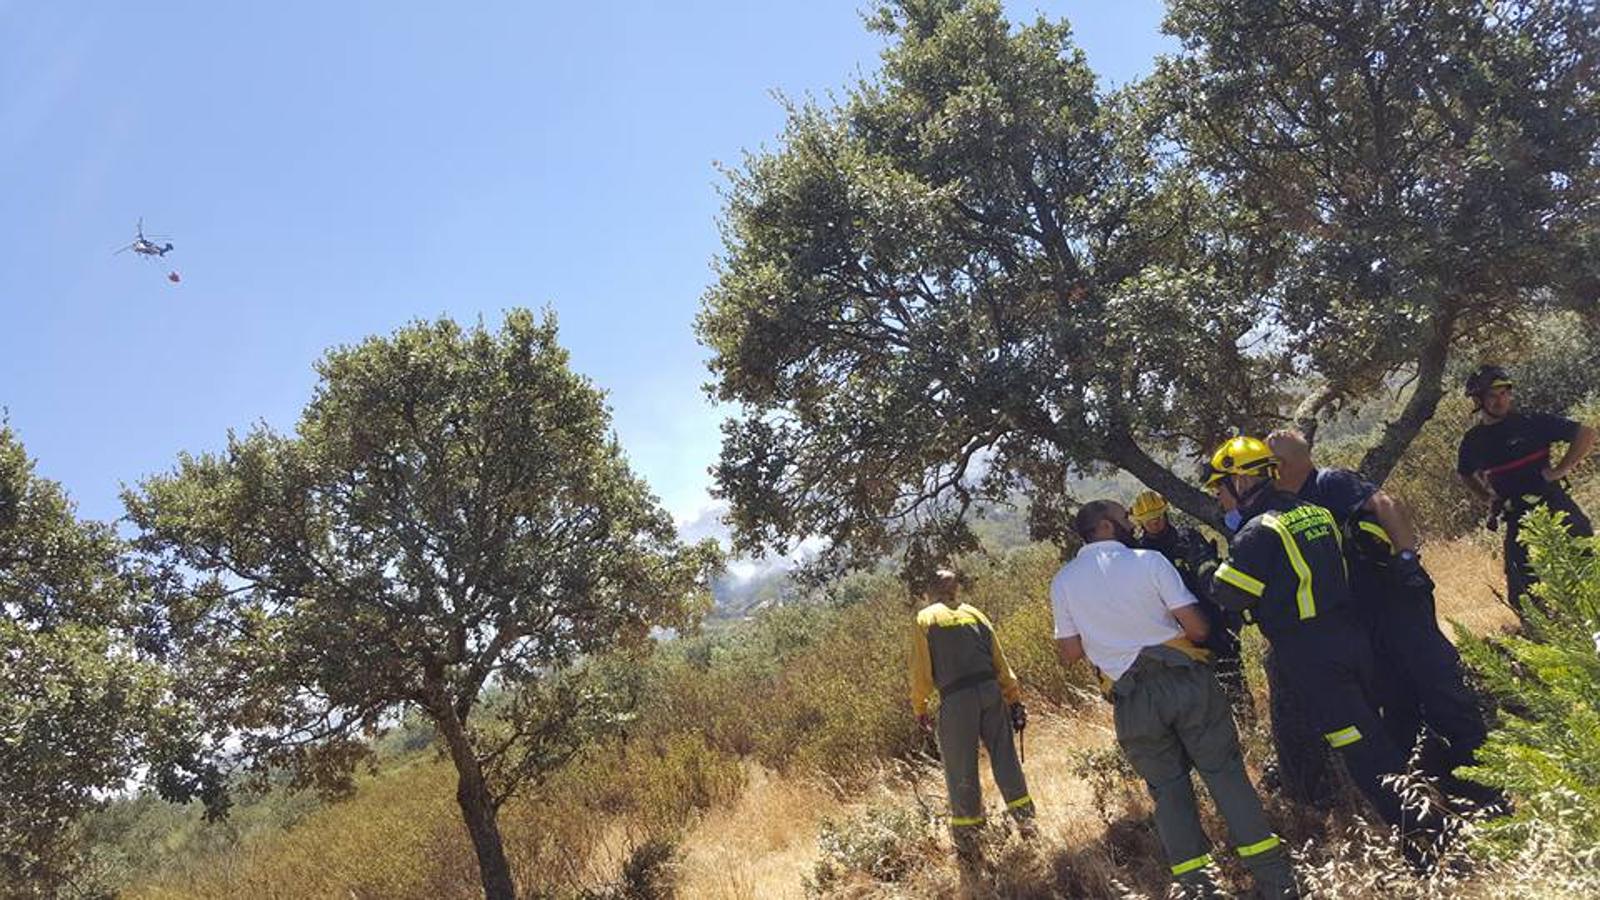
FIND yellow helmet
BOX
[1130,490,1168,524]
[1209,435,1278,479]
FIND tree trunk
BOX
[1103,432,1226,531]
[1357,311,1455,485]
[429,692,516,900]
[453,761,516,900]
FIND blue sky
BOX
[1,1,1173,529]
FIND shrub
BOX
[1457,507,1600,855]
[1066,747,1145,827]
[804,803,939,895]
[774,593,923,779]
[630,734,746,836]
[580,838,678,900]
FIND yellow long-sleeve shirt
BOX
[909,601,1022,716]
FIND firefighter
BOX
[1130,490,1248,714]
[1268,429,1498,810]
[1202,463,1337,811]
[909,569,1034,859]
[1456,365,1595,615]
[1206,437,1416,837]
[1052,500,1299,898]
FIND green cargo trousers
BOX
[1113,647,1298,899]
[937,679,1033,846]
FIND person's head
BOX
[928,568,960,605]
[1075,500,1135,545]
[1266,428,1314,489]
[1130,490,1170,535]
[1209,435,1279,513]
[1465,364,1515,419]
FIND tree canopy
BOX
[1161,0,1600,473]
[0,426,189,895]
[698,0,1600,575]
[125,311,721,899]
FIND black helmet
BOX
[1464,364,1512,398]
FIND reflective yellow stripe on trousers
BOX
[1324,726,1362,748]
[1171,853,1213,876]
[1238,834,1281,857]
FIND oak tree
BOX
[126,312,720,899]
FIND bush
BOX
[1457,507,1600,854]
[629,734,746,835]
[957,543,1096,706]
[773,593,923,779]
[804,803,939,895]
[580,838,678,900]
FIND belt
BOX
[938,671,996,699]
[1484,448,1550,478]
[1112,644,1206,700]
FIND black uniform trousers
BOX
[1265,615,1408,829]
[1504,491,1593,614]
[1369,585,1499,805]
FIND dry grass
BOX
[675,767,838,900]
[1429,536,1520,638]
[126,757,476,900]
[116,535,1586,899]
[785,536,1577,899]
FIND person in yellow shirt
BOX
[909,569,1034,858]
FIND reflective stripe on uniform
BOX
[1215,562,1265,597]
[950,815,985,827]
[1358,520,1392,547]
[1260,513,1316,619]
[1238,834,1281,857]
[918,611,980,628]
[916,603,984,630]
[1171,853,1213,876]
[1324,726,1362,748]
[1007,795,1033,810]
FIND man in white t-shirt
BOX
[1052,499,1298,899]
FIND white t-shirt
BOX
[1049,540,1199,680]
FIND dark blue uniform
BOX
[1213,491,1406,827]
[1296,469,1416,748]
[1457,412,1594,609]
[1301,469,1494,805]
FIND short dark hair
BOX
[1074,500,1121,542]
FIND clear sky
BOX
[1,1,1174,530]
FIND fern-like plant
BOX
[1456,507,1600,856]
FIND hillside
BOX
[86,515,1594,899]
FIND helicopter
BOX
[115,218,174,258]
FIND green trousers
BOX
[937,679,1033,844]
[1113,647,1298,899]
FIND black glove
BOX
[1010,702,1028,732]
[1392,551,1434,597]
